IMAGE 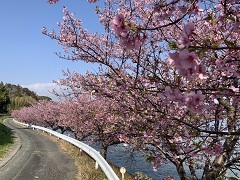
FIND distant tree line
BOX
[0,82,51,114]
[0,82,10,114]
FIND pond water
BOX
[82,141,181,179]
[107,144,181,179]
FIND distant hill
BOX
[4,83,51,100]
[0,82,51,113]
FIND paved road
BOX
[0,118,77,180]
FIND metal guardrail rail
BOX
[13,119,120,180]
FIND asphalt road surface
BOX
[0,118,77,180]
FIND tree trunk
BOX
[202,136,239,179]
[203,139,239,179]
[101,145,108,159]
[203,98,239,179]
[189,165,197,180]
[176,163,188,180]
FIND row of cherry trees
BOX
[11,93,126,159]
[13,0,239,179]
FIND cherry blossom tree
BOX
[15,0,240,179]
[52,77,131,158]
[12,92,126,159]
[12,100,60,128]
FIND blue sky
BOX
[0,0,101,99]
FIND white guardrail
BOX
[13,119,120,180]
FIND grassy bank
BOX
[0,116,14,159]
[41,132,136,180]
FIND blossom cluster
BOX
[169,49,206,80]
[164,86,205,113]
[48,0,59,4]
[178,23,195,49]
[111,14,146,49]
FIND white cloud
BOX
[22,83,60,101]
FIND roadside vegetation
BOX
[0,116,14,159]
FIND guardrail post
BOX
[95,161,99,169]
[120,167,126,180]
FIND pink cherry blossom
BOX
[169,49,205,80]
[48,0,59,4]
[186,91,205,113]
[183,23,194,37]
[178,49,198,69]
[178,22,195,48]
[111,14,125,28]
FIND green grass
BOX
[0,116,14,159]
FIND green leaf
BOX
[213,41,220,48]
[204,13,213,21]
[225,40,236,47]
[168,42,178,49]
[226,15,235,22]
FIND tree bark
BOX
[177,163,188,180]
[101,146,108,159]
[203,98,239,179]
